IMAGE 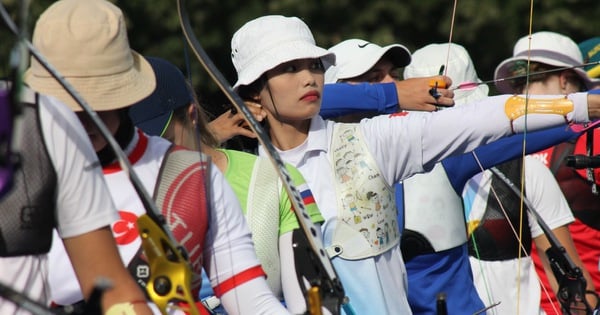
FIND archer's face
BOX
[260,58,324,123]
[76,110,120,152]
[345,58,400,84]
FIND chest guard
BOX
[246,156,282,298]
[401,163,467,261]
[128,146,209,296]
[0,100,57,256]
[467,159,532,261]
[327,124,399,260]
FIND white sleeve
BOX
[219,278,291,315]
[524,156,574,238]
[362,93,590,185]
[38,94,118,238]
[203,166,289,314]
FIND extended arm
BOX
[365,92,600,186]
[320,76,454,119]
[321,82,399,118]
[442,124,583,193]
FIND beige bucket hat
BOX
[25,0,155,111]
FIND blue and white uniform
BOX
[262,92,591,315]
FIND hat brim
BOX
[233,40,335,90]
[25,51,156,112]
[335,44,411,81]
[494,55,593,94]
[131,110,173,137]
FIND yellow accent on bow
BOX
[504,95,574,120]
[138,214,200,315]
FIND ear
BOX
[559,71,570,91]
[187,103,198,124]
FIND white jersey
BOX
[48,130,273,313]
[259,93,589,314]
[463,156,574,315]
[0,92,118,315]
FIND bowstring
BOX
[464,2,554,312]
[443,0,458,77]
[472,3,563,312]
[178,19,240,313]
[515,1,536,313]
[441,0,499,310]
[443,0,505,310]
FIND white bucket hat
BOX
[25,0,156,112]
[494,31,593,94]
[325,39,412,84]
[231,15,335,90]
[404,43,488,107]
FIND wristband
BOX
[105,300,147,315]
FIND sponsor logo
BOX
[389,112,409,118]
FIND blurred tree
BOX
[1,0,599,114]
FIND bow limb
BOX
[175,1,346,314]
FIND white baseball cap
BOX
[404,43,489,107]
[494,31,593,93]
[324,39,411,83]
[231,15,335,90]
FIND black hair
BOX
[237,74,267,101]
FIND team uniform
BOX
[48,130,288,314]
[397,125,587,314]
[198,148,324,314]
[463,156,574,315]
[320,84,589,314]
[219,149,324,234]
[0,91,118,314]
[260,92,591,315]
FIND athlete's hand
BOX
[208,102,266,144]
[395,75,454,112]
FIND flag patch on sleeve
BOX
[298,183,316,206]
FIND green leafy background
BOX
[2,0,599,119]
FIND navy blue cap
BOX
[128,56,193,136]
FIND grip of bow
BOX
[546,245,597,314]
[137,214,200,315]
